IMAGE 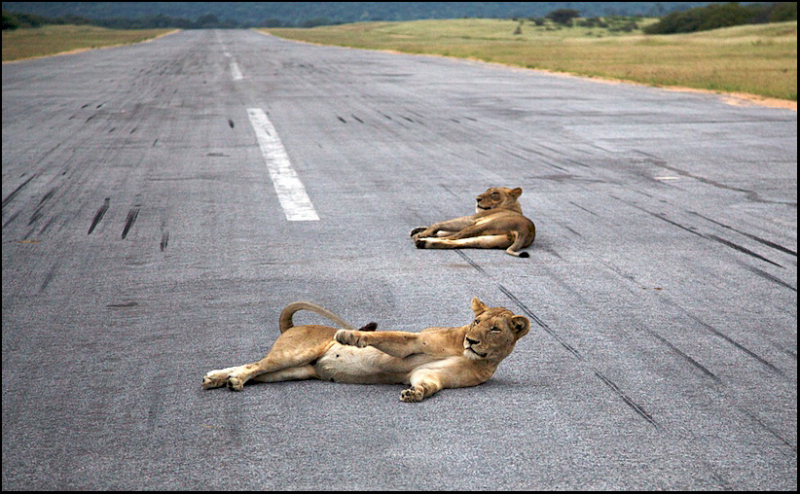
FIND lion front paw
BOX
[400,387,424,403]
[335,329,369,348]
[227,376,244,391]
[410,227,427,238]
[414,238,429,249]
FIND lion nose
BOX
[466,337,479,346]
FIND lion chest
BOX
[315,344,435,385]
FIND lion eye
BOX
[490,326,501,332]
[474,319,480,325]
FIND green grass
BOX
[2,25,177,62]
[264,19,797,102]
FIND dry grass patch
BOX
[265,19,797,102]
[3,25,177,62]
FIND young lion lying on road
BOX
[411,186,536,257]
[202,299,530,402]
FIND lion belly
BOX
[315,344,432,385]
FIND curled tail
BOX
[505,226,535,258]
[279,301,377,333]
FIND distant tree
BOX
[546,9,580,26]
[3,11,20,30]
[643,2,793,35]
[260,18,285,28]
[576,17,608,28]
[769,2,797,22]
[301,17,333,28]
[194,13,219,28]
[5,11,50,28]
[610,21,638,32]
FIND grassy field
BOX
[265,19,797,102]
[2,25,177,62]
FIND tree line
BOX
[2,11,262,30]
[644,2,796,34]
[3,3,797,33]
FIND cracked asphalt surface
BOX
[2,29,796,490]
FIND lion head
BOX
[463,297,530,362]
[475,187,524,214]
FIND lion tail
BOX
[279,301,377,333]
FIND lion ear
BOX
[510,187,523,199]
[511,316,530,339]
[471,297,489,316]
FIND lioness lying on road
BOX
[411,187,536,257]
[202,299,530,402]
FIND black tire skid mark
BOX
[88,198,110,235]
[454,250,660,429]
[122,205,141,239]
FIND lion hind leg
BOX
[412,216,475,239]
[205,326,336,391]
[225,345,330,391]
[251,365,318,383]
[416,234,513,251]
[202,366,244,390]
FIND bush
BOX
[610,21,638,33]
[3,11,50,29]
[3,11,19,30]
[644,2,796,35]
[646,3,756,34]
[770,2,797,22]
[546,9,580,27]
[301,17,334,28]
[576,17,609,29]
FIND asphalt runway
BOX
[2,29,796,490]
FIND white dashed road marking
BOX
[230,61,243,81]
[247,108,320,222]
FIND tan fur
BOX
[202,298,530,402]
[411,187,536,257]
